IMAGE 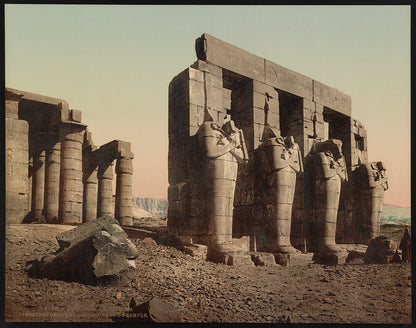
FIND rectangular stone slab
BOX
[197,33,265,82]
[195,34,351,117]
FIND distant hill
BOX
[381,204,411,225]
[132,197,168,218]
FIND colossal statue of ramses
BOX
[256,132,303,254]
[198,119,248,254]
[307,139,347,260]
[355,161,388,243]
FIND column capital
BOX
[97,159,114,179]
[115,156,133,174]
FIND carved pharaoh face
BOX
[222,120,238,136]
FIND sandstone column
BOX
[97,159,114,217]
[5,90,29,223]
[83,164,98,222]
[28,156,33,219]
[59,123,85,223]
[43,137,61,222]
[115,156,133,226]
[32,138,46,221]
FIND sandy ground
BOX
[5,221,412,323]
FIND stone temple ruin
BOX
[167,34,388,265]
[5,88,134,226]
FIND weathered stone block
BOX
[189,67,204,83]
[312,251,348,265]
[191,59,222,78]
[5,100,19,119]
[180,244,208,260]
[129,297,182,323]
[265,60,313,100]
[196,34,264,81]
[250,252,277,266]
[274,252,314,267]
[70,109,82,122]
[313,80,351,116]
[206,85,223,111]
[223,88,231,110]
[188,80,205,106]
[30,225,137,285]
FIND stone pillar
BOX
[83,164,98,222]
[97,159,114,217]
[115,156,133,226]
[28,156,33,219]
[5,91,30,223]
[43,138,61,222]
[32,140,46,221]
[59,123,85,223]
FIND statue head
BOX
[376,161,386,171]
[222,120,239,136]
[311,139,343,160]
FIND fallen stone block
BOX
[342,244,368,264]
[313,251,348,265]
[180,244,207,260]
[56,215,134,253]
[364,236,397,264]
[209,251,254,266]
[141,237,157,248]
[28,217,138,285]
[173,235,193,246]
[250,252,277,266]
[130,297,182,322]
[390,250,402,264]
[275,252,314,267]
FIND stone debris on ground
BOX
[5,223,411,323]
[26,216,138,285]
[363,236,398,264]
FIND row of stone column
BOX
[30,123,85,223]
[30,125,133,225]
[83,156,133,225]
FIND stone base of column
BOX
[118,216,133,227]
[208,250,254,266]
[179,244,208,261]
[206,237,253,266]
[249,252,277,266]
[312,250,348,265]
[274,252,314,267]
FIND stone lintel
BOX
[313,81,351,116]
[5,88,23,101]
[98,140,133,160]
[60,120,87,128]
[6,87,69,107]
[196,33,265,82]
[194,34,351,117]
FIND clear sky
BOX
[5,5,411,207]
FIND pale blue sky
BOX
[5,5,411,207]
